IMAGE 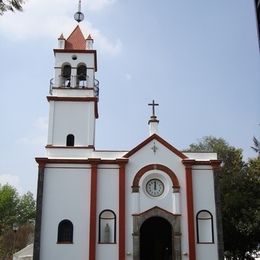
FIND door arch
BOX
[132,206,181,260]
[140,217,172,260]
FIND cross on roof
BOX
[148,100,159,117]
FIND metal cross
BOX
[148,100,159,117]
[151,142,158,154]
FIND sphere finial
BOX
[74,0,84,23]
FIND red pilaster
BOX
[118,159,127,260]
[183,160,196,260]
[89,160,99,260]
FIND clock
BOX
[146,178,164,197]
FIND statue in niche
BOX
[104,223,110,243]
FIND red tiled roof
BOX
[65,25,86,50]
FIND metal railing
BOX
[94,79,99,97]
[49,76,100,97]
[49,78,54,94]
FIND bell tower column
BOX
[46,25,99,158]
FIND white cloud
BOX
[33,116,48,132]
[17,136,46,146]
[87,24,122,56]
[0,0,121,55]
[88,0,117,11]
[17,116,47,147]
[0,174,23,194]
[125,73,132,80]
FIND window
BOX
[66,134,75,146]
[98,210,116,243]
[196,210,214,243]
[61,64,71,87]
[57,219,73,243]
[76,64,87,87]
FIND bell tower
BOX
[46,24,99,158]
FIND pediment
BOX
[124,134,187,159]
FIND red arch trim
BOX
[132,164,180,191]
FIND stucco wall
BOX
[96,165,119,260]
[124,139,189,257]
[47,101,95,147]
[192,166,219,260]
[40,165,91,260]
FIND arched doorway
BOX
[132,207,181,260]
[140,217,172,260]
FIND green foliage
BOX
[251,136,260,156]
[0,0,25,15]
[0,184,35,259]
[0,184,19,235]
[187,136,260,258]
[17,191,36,224]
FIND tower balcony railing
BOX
[49,77,100,97]
[94,79,99,97]
[59,75,89,88]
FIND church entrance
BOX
[140,217,172,260]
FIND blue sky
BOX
[0,0,259,195]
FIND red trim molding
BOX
[47,96,98,102]
[124,134,187,159]
[35,157,128,165]
[89,159,100,260]
[118,159,127,260]
[45,145,95,149]
[182,160,196,260]
[132,164,180,192]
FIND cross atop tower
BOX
[148,100,159,117]
[148,100,159,136]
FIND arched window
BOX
[196,210,214,244]
[76,64,87,87]
[66,134,75,146]
[98,210,116,244]
[61,64,71,87]
[57,219,73,243]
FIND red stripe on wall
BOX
[118,160,126,260]
[184,161,196,260]
[89,162,98,260]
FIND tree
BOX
[0,223,34,260]
[251,136,260,157]
[0,184,36,259]
[17,191,36,224]
[0,0,25,15]
[0,184,19,236]
[187,136,260,259]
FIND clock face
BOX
[146,178,164,197]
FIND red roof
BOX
[65,25,86,50]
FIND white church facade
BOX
[33,25,223,260]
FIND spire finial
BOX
[148,100,159,117]
[148,100,159,136]
[74,0,84,23]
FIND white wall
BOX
[96,165,119,260]
[192,166,218,260]
[47,101,95,147]
[40,165,91,260]
[124,139,189,257]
